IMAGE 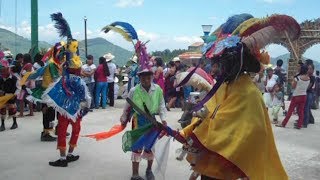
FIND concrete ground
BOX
[0,99,319,180]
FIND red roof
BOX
[178,52,202,60]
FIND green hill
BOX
[78,37,133,66]
[0,28,132,66]
[0,28,51,55]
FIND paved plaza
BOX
[0,100,319,180]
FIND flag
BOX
[84,124,125,141]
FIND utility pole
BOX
[84,16,88,57]
[31,0,39,56]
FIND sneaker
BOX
[41,133,57,142]
[145,170,155,180]
[0,125,5,132]
[49,159,68,167]
[67,154,80,163]
[10,123,18,130]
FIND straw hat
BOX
[172,56,180,62]
[131,55,138,63]
[103,53,115,62]
[123,76,129,82]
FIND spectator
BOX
[304,62,315,127]
[210,61,220,80]
[104,53,117,107]
[273,59,287,116]
[94,57,110,109]
[114,77,120,100]
[272,83,283,124]
[121,76,129,99]
[314,70,320,109]
[17,54,34,117]
[81,55,96,110]
[263,67,278,110]
[153,57,165,93]
[11,53,23,73]
[276,65,310,129]
[33,53,44,70]
[172,56,183,70]
[127,56,139,91]
[253,70,266,95]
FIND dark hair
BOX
[23,53,32,64]
[15,53,23,60]
[305,59,313,66]
[276,59,283,67]
[168,61,175,67]
[99,57,110,76]
[34,53,44,67]
[299,64,308,75]
[87,55,93,60]
[155,57,163,67]
[316,70,319,76]
[211,43,260,83]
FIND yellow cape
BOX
[0,94,15,109]
[183,75,288,180]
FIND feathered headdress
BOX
[50,12,73,40]
[102,22,152,74]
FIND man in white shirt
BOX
[104,53,117,107]
[81,55,96,109]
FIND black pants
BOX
[108,82,114,107]
[42,105,55,130]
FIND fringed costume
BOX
[26,12,91,167]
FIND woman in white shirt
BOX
[277,64,310,129]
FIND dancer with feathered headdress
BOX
[102,22,167,180]
[26,12,91,167]
[170,13,301,179]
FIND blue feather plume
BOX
[50,12,73,39]
[109,21,138,40]
[221,13,254,34]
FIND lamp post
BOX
[84,16,88,57]
[201,25,213,44]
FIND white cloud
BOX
[115,0,144,8]
[266,44,289,57]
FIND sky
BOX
[0,0,319,59]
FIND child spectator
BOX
[272,84,283,124]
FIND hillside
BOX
[78,37,133,66]
[0,28,51,54]
[0,28,132,66]
[271,54,320,71]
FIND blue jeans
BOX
[86,82,95,109]
[95,82,108,108]
[304,92,315,126]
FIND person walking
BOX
[94,57,110,109]
[303,62,315,127]
[276,64,310,129]
[314,70,320,109]
[104,53,117,107]
[81,55,96,109]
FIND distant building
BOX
[179,42,204,65]
[188,42,204,52]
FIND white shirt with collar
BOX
[107,62,117,83]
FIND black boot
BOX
[10,117,18,130]
[66,154,80,162]
[0,119,5,132]
[41,132,57,142]
[49,159,68,167]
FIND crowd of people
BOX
[253,59,319,129]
